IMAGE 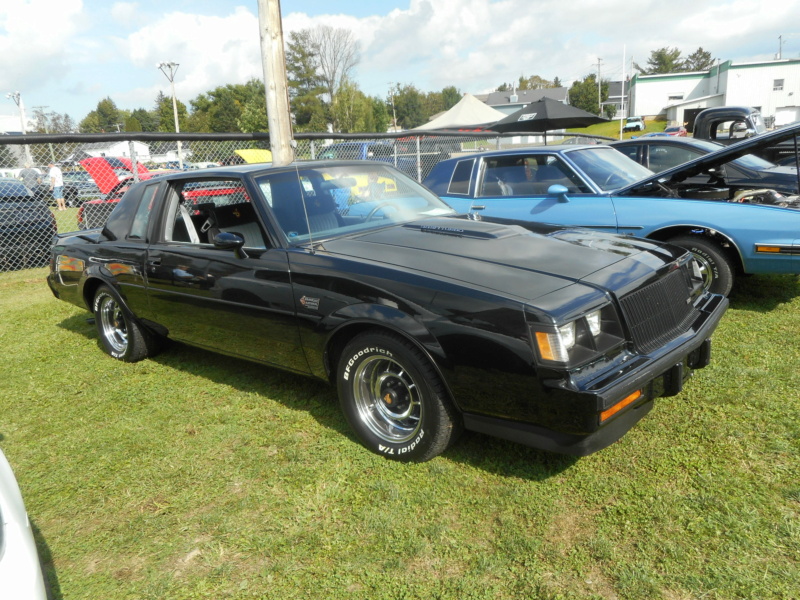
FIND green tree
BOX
[124,116,142,132]
[331,78,369,132]
[131,108,159,132]
[188,80,265,133]
[518,74,554,90]
[155,91,189,133]
[79,97,122,132]
[634,47,685,74]
[31,108,75,133]
[684,47,715,71]
[237,96,269,133]
[568,74,606,116]
[441,86,461,110]
[286,29,328,130]
[393,84,426,129]
[370,96,390,133]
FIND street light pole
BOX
[157,61,183,169]
[6,91,32,165]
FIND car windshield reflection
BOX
[255,163,455,244]
[568,147,654,191]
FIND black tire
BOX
[337,331,462,462]
[668,235,734,296]
[93,284,159,362]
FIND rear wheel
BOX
[93,285,160,362]
[337,331,462,462]
[668,235,734,296]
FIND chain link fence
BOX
[0,130,606,273]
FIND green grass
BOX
[570,119,667,141]
[1,268,799,599]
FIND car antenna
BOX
[294,163,317,254]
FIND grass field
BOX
[1,267,798,599]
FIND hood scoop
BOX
[402,219,522,240]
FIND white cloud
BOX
[0,0,85,94]
[2,0,798,120]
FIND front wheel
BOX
[93,285,160,362]
[337,331,462,462]
[668,235,734,296]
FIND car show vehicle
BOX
[611,136,800,197]
[663,125,687,137]
[691,106,798,164]
[424,121,800,296]
[48,161,727,461]
[0,178,57,271]
[76,157,165,229]
[622,116,645,132]
[0,447,48,599]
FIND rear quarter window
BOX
[447,159,474,195]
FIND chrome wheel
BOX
[352,355,422,443]
[690,253,714,291]
[97,294,128,354]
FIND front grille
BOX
[620,267,699,354]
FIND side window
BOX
[616,146,640,164]
[648,145,701,173]
[162,178,267,249]
[447,159,474,195]
[128,184,159,240]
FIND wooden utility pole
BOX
[257,0,293,166]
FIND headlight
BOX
[532,306,623,366]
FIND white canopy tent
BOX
[413,93,506,131]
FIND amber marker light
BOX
[600,390,642,422]
[755,245,781,253]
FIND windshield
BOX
[255,163,455,244]
[567,147,654,191]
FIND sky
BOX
[0,0,798,126]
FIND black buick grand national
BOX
[47,161,727,461]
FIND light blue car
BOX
[424,122,800,295]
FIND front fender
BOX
[317,302,451,389]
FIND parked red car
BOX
[664,125,688,137]
[77,157,157,229]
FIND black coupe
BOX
[48,161,727,461]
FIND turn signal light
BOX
[600,390,642,422]
[755,245,781,253]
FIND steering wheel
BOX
[365,202,399,222]
[603,173,624,188]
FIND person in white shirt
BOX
[48,163,65,210]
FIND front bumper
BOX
[463,293,728,456]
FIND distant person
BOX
[48,162,66,210]
[18,163,40,190]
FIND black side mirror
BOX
[212,231,249,259]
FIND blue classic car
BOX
[424,123,800,296]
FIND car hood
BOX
[619,121,800,194]
[80,157,151,194]
[321,217,683,302]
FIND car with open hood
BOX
[48,161,726,462]
[424,121,800,296]
[76,157,154,229]
[611,136,799,197]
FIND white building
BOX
[628,58,800,129]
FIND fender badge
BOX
[300,296,320,310]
